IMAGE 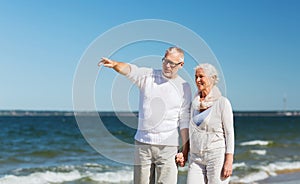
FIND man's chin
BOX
[163,72,172,78]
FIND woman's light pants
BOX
[187,148,230,184]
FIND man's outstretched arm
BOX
[98,57,131,75]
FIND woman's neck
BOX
[200,88,211,99]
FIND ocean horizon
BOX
[1,110,300,116]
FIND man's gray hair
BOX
[195,63,219,84]
[165,47,184,62]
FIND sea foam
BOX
[0,165,133,184]
[232,162,247,169]
[0,170,81,184]
[231,171,269,183]
[250,149,267,155]
[259,161,300,175]
[231,161,300,183]
[89,170,133,183]
[240,140,272,146]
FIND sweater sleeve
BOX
[178,82,192,130]
[125,64,152,89]
[221,97,235,154]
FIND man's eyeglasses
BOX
[162,58,182,68]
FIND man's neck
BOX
[162,72,178,79]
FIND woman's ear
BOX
[210,75,217,84]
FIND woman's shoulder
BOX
[217,96,232,107]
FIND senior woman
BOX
[177,63,234,184]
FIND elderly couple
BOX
[98,47,234,184]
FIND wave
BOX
[259,161,300,175]
[231,171,269,184]
[233,162,247,170]
[2,161,300,184]
[89,170,133,183]
[0,170,81,184]
[0,164,133,184]
[250,149,267,155]
[231,161,300,184]
[240,140,272,146]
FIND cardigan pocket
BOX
[190,129,216,153]
[211,132,224,143]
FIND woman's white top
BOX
[193,108,212,126]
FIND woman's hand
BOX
[221,153,233,178]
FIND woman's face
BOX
[195,68,213,92]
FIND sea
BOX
[1,110,300,184]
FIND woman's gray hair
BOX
[195,63,219,84]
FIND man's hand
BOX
[98,57,130,75]
[98,57,116,68]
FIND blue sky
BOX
[1,0,300,111]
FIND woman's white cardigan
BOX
[189,96,235,154]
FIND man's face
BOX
[162,53,183,79]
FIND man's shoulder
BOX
[174,75,190,86]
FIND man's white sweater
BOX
[126,64,191,146]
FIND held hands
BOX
[175,152,185,167]
[98,57,116,68]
